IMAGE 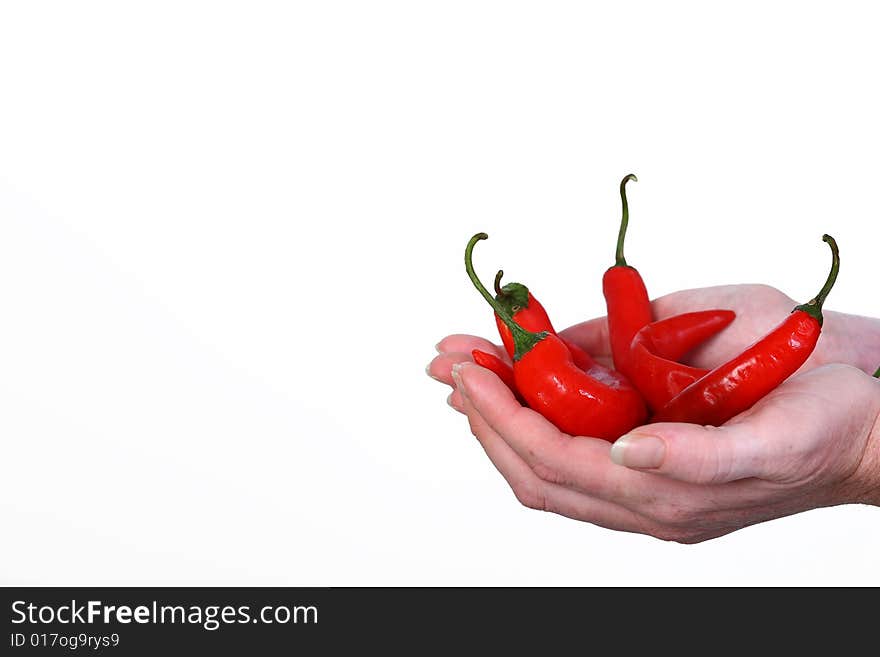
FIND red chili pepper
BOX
[628,309,736,412]
[479,332,623,403]
[602,174,653,381]
[654,235,840,426]
[472,342,592,406]
[466,233,647,440]
[492,270,597,372]
[471,348,521,400]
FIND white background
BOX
[1,2,879,586]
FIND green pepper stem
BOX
[873,365,879,378]
[615,173,638,267]
[464,233,546,360]
[494,269,505,296]
[793,234,840,326]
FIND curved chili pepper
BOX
[629,309,736,412]
[654,235,840,426]
[602,174,653,381]
[471,348,522,401]
[492,270,596,372]
[466,233,647,440]
[472,342,592,406]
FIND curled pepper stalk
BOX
[465,232,647,440]
[614,173,638,268]
[465,233,548,361]
[493,269,529,316]
[791,234,840,326]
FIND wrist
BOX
[855,392,880,506]
[864,409,880,507]
[837,375,880,507]
[820,311,880,374]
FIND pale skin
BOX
[426,284,880,543]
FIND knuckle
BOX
[701,449,729,485]
[816,363,876,392]
[511,480,547,512]
[649,525,705,544]
[691,425,730,484]
[647,500,698,527]
[530,460,562,485]
[671,532,708,545]
[646,524,685,542]
[525,433,572,486]
[818,362,867,385]
[746,283,790,306]
[823,362,859,375]
[751,283,782,297]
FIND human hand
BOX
[437,357,880,542]
[426,284,880,542]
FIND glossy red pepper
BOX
[466,233,647,440]
[492,271,596,373]
[654,235,840,426]
[602,174,653,381]
[471,348,521,400]
[628,310,736,412]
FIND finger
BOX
[427,351,475,386]
[436,334,507,360]
[609,363,880,486]
[609,421,769,484]
[447,389,464,413]
[649,287,731,319]
[453,361,639,502]
[459,391,548,510]
[457,382,656,535]
[557,317,611,360]
[454,361,778,526]
[430,350,517,403]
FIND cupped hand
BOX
[439,358,880,542]
[426,284,880,542]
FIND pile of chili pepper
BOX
[463,174,842,441]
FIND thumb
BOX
[609,422,769,484]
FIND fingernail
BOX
[450,362,468,398]
[446,392,458,409]
[610,432,666,469]
[434,341,444,353]
[425,363,442,382]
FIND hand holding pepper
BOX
[446,354,880,543]
[428,284,880,543]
